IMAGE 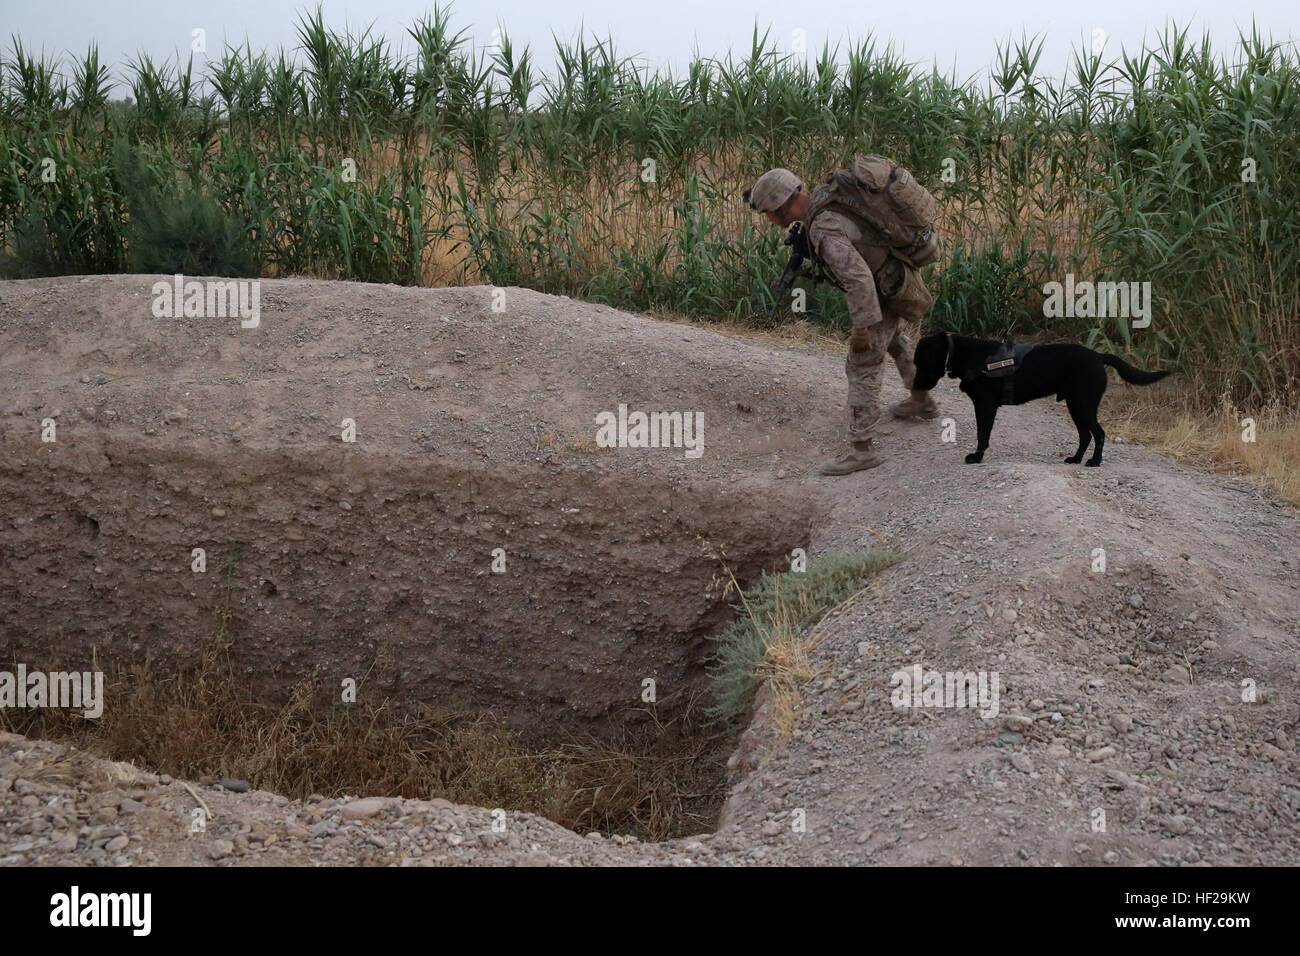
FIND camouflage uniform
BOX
[806,208,920,443]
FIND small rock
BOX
[1110,714,1134,733]
[1087,746,1117,762]
[105,835,129,853]
[208,839,235,860]
[1004,715,1034,732]
[219,778,250,793]
[341,798,389,820]
[211,508,226,518]
[1104,769,1135,790]
[1009,752,1034,774]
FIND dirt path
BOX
[722,368,1300,866]
[1,276,1297,866]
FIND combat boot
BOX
[818,440,884,476]
[890,389,939,420]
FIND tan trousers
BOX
[845,311,918,442]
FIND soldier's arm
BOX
[809,216,883,330]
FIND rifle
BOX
[765,221,818,323]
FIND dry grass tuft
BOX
[1104,386,1300,507]
[710,550,902,734]
[1,641,731,841]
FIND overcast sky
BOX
[3,1,1297,90]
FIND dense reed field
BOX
[2,6,1296,406]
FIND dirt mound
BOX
[0,277,834,732]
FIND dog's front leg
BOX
[965,399,998,464]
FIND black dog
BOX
[912,333,1170,466]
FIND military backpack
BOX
[805,155,940,268]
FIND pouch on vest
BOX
[874,255,934,322]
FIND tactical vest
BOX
[805,189,936,322]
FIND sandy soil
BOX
[1,275,1297,866]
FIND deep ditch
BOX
[1,432,823,838]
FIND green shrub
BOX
[709,548,902,726]
[113,141,258,276]
[926,237,1048,338]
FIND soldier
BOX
[748,167,939,475]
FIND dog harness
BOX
[979,336,1035,403]
[946,334,1034,402]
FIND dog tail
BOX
[1102,354,1170,385]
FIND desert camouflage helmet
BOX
[745,168,802,212]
